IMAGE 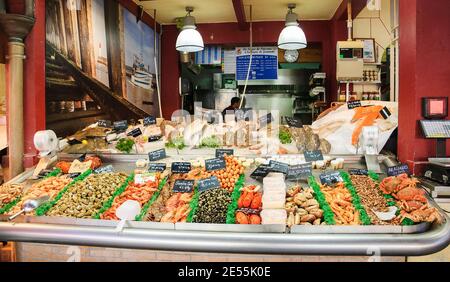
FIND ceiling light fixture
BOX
[278,3,307,50]
[176,7,204,53]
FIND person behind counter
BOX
[222,97,241,119]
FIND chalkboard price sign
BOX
[259,113,273,127]
[205,158,226,172]
[113,120,128,132]
[171,162,191,173]
[347,100,362,109]
[172,180,195,193]
[387,164,410,177]
[143,116,157,126]
[94,165,114,174]
[319,171,343,186]
[250,164,271,179]
[197,176,221,192]
[348,169,369,176]
[304,150,324,162]
[127,128,142,138]
[287,163,313,180]
[269,160,289,174]
[285,117,302,128]
[148,163,166,172]
[148,135,162,142]
[148,149,167,161]
[216,149,234,158]
[98,120,112,128]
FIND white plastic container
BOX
[262,192,286,209]
[260,209,287,225]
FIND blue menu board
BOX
[236,47,278,80]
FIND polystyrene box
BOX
[262,192,286,209]
[260,209,287,225]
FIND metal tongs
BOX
[8,195,50,221]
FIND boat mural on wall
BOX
[123,7,159,115]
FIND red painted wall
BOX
[23,0,46,167]
[160,20,347,118]
[398,0,450,171]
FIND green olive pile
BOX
[47,173,128,218]
[192,188,231,224]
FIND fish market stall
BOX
[0,151,449,259]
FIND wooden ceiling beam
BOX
[332,0,368,21]
[232,0,249,30]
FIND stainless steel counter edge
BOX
[0,219,449,256]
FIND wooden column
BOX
[104,0,123,96]
[7,41,25,177]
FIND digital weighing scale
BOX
[419,97,450,197]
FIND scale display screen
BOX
[420,120,450,139]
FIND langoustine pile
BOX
[9,177,71,215]
[160,193,194,223]
[101,179,159,220]
[379,173,443,224]
[321,183,360,225]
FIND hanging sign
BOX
[236,46,278,80]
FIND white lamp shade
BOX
[278,25,307,50]
[176,28,204,53]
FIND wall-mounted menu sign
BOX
[269,160,289,174]
[94,165,114,174]
[148,149,167,162]
[347,100,362,109]
[216,149,234,158]
[197,176,221,192]
[236,46,278,80]
[304,150,324,162]
[287,163,312,180]
[171,162,191,173]
[148,163,166,172]
[319,171,343,186]
[143,116,157,126]
[348,169,369,176]
[113,120,128,132]
[387,164,410,176]
[285,116,302,128]
[250,164,271,179]
[259,113,273,128]
[127,128,142,138]
[98,120,112,128]
[172,179,195,193]
[205,158,226,172]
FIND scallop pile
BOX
[285,185,324,227]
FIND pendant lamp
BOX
[176,7,204,53]
[278,4,307,50]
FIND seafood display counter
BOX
[0,153,449,256]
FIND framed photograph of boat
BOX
[356,38,376,63]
